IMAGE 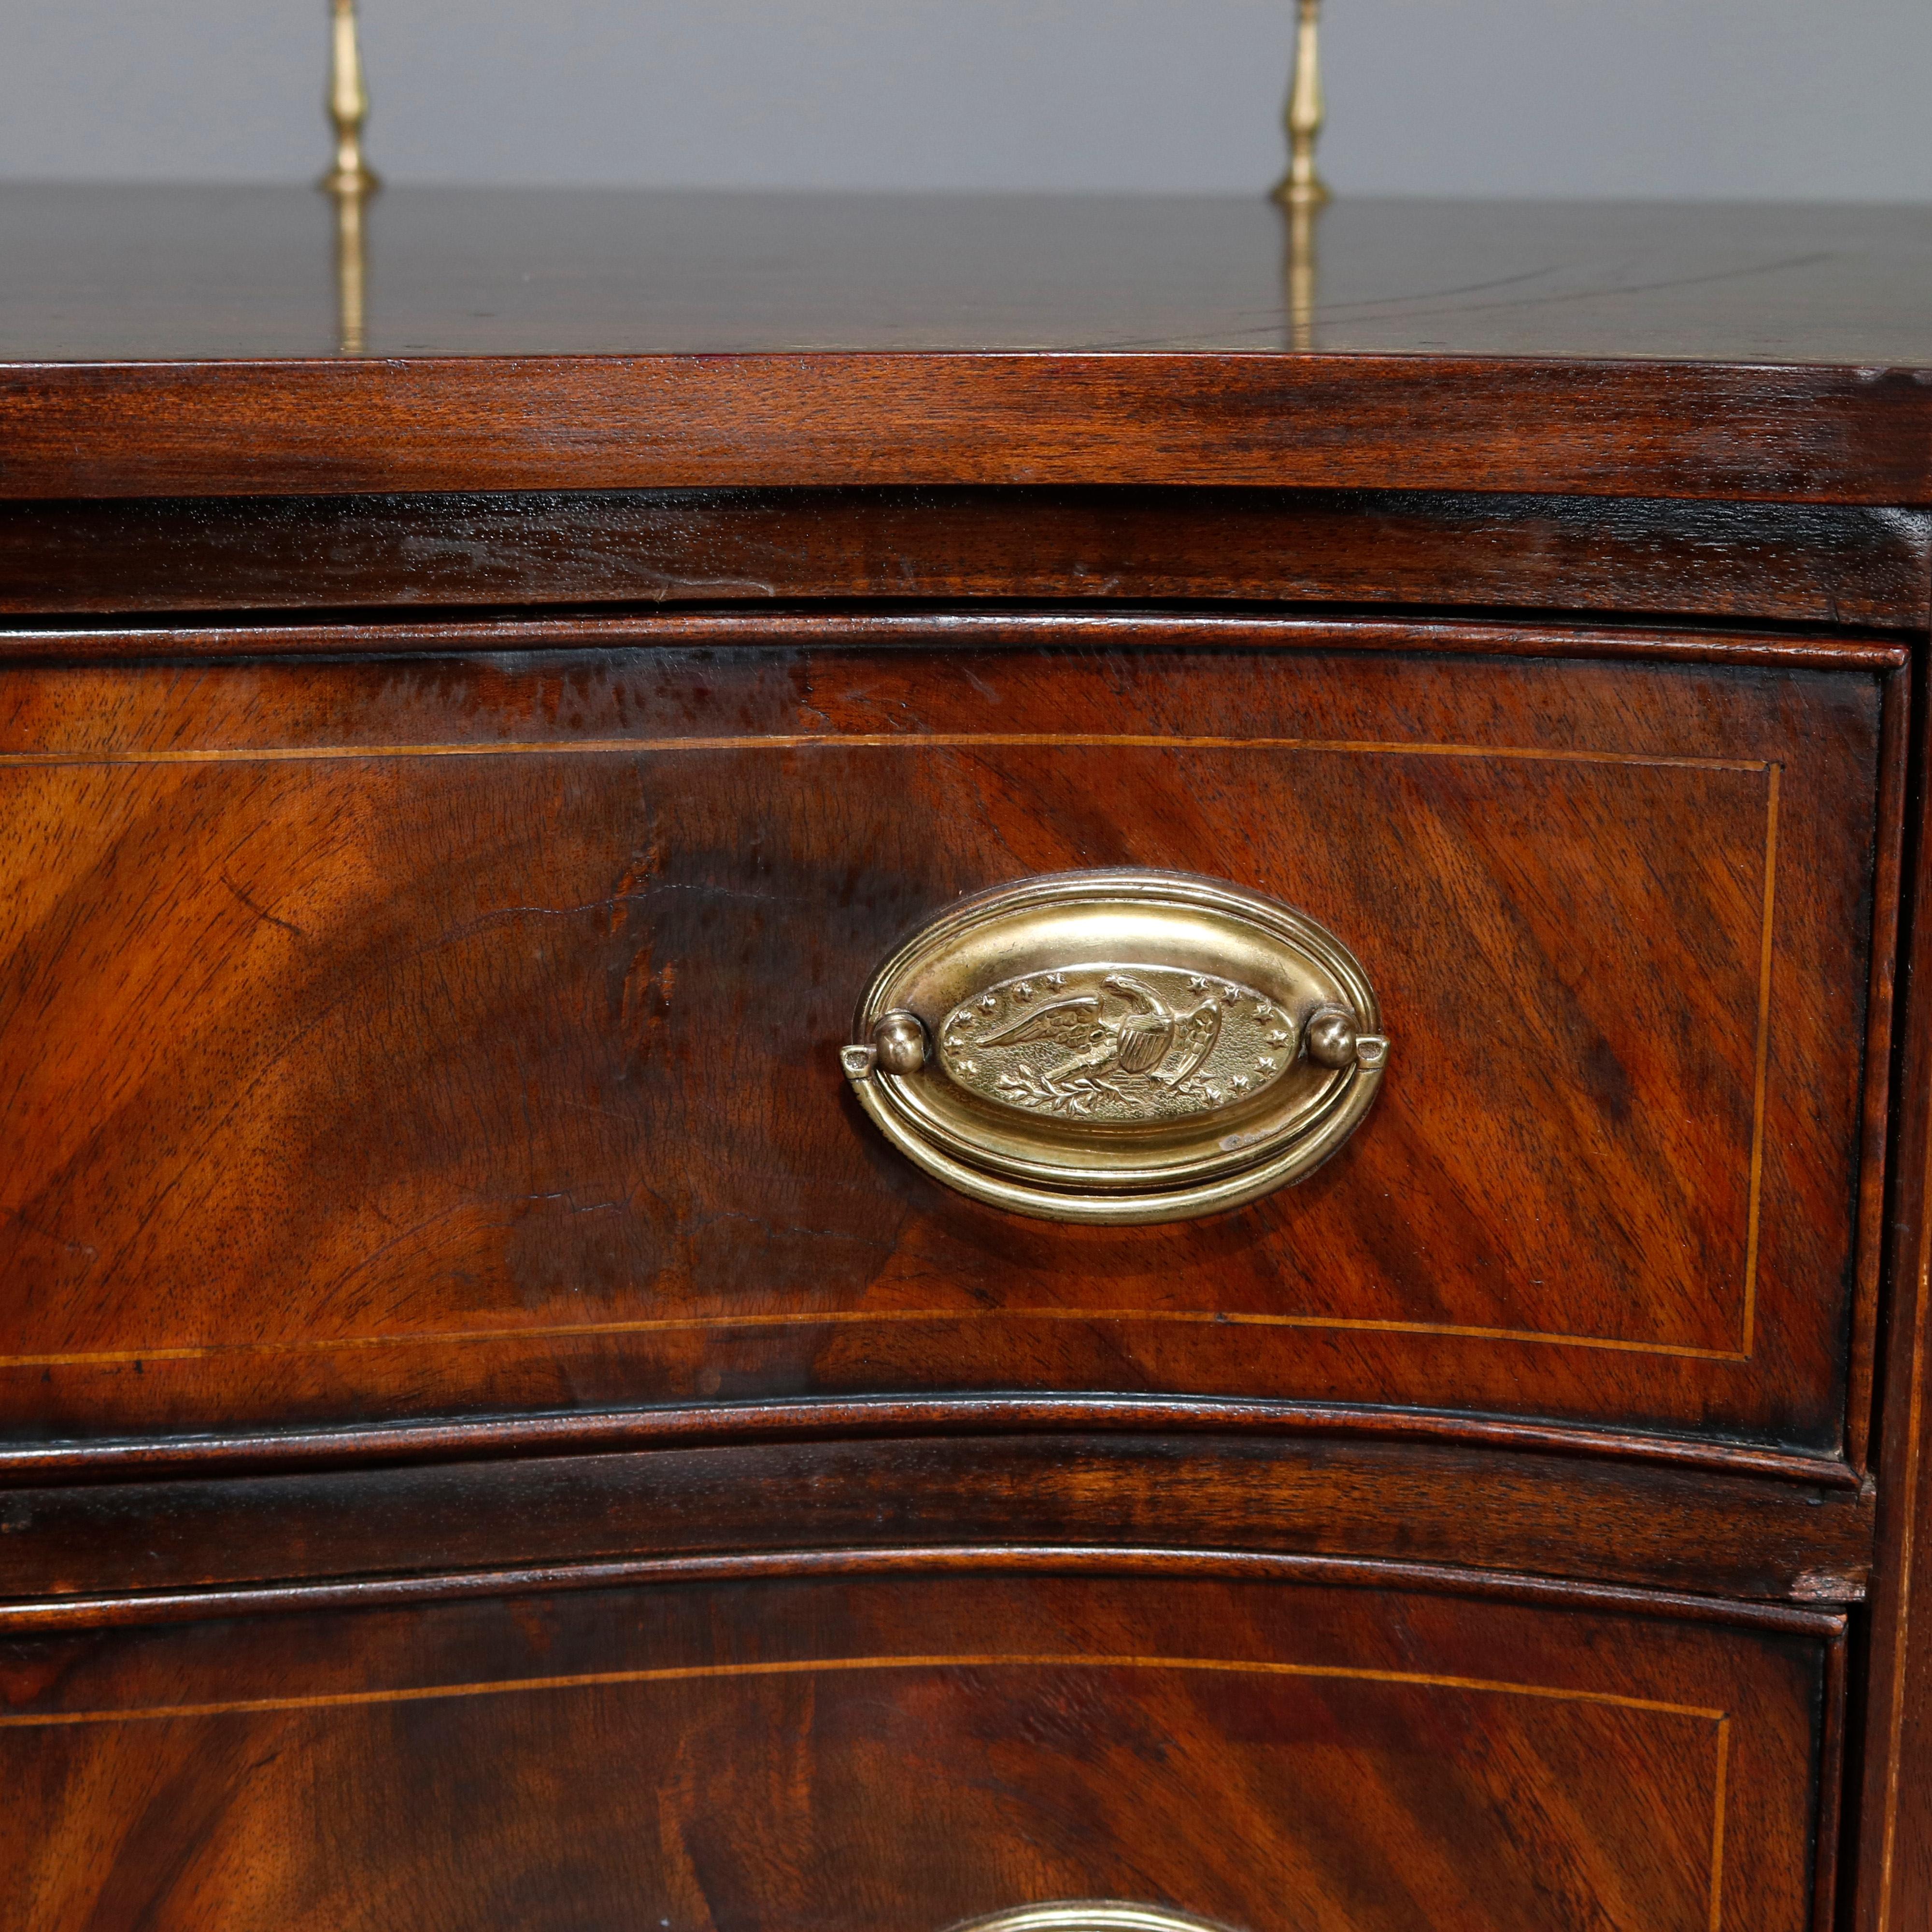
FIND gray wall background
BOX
[3,0,1928,201]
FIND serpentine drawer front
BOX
[0,1568,1835,1932]
[0,624,1889,1450]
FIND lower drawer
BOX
[0,1566,1839,1931]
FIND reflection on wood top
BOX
[5,188,1931,500]
[4,185,1930,365]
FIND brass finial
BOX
[319,0,376,355]
[319,0,379,196]
[1271,0,1330,209]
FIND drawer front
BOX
[0,1570,1834,1931]
[0,629,1888,1448]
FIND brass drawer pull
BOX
[952,1909,1235,1932]
[842,869,1387,1224]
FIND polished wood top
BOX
[3,187,1930,501]
[4,186,1932,364]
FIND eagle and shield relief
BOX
[939,966,1294,1122]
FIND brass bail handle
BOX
[842,870,1389,1226]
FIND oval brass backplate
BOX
[841,870,1388,1224]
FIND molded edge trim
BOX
[0,1543,1852,1638]
[1,489,1926,630]
[1848,665,1914,1475]
[2,354,1930,504]
[0,608,1913,669]
[0,1393,1864,1491]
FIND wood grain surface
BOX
[10,352,1932,505]
[0,1432,1875,1609]
[0,626,1891,1450]
[0,1568,1837,1932]
[2,489,1926,629]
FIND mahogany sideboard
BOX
[3,185,1932,1932]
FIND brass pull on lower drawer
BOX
[841,869,1388,1224]
[953,1908,1236,1932]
